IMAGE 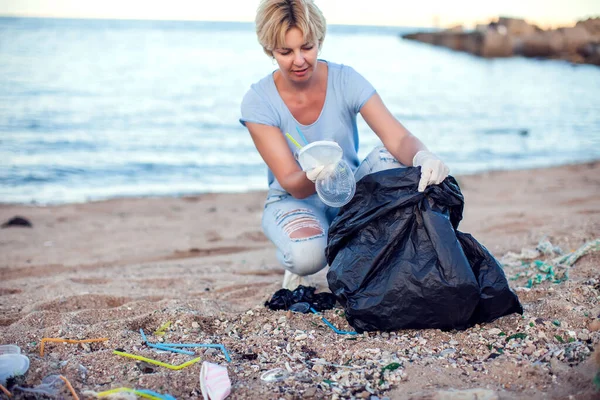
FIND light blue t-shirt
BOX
[239,60,376,193]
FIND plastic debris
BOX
[153,321,172,337]
[289,302,311,314]
[0,353,30,386]
[260,368,289,382]
[506,238,599,288]
[112,350,201,370]
[310,308,357,335]
[139,329,194,355]
[59,375,80,399]
[157,338,232,363]
[87,387,176,399]
[13,374,64,397]
[200,361,231,400]
[265,285,336,312]
[0,345,20,355]
[0,383,11,398]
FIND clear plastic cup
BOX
[315,159,356,207]
[296,141,343,170]
[296,141,356,207]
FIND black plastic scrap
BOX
[264,285,337,312]
[326,167,524,333]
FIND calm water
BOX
[1,17,599,204]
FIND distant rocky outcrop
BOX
[402,17,600,66]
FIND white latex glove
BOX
[413,150,450,192]
[305,164,336,183]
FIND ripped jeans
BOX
[262,146,406,276]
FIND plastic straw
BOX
[310,308,357,335]
[59,376,79,400]
[285,133,302,149]
[295,126,309,145]
[95,387,171,400]
[139,329,194,355]
[40,337,109,357]
[112,350,201,370]
[160,342,232,362]
[0,383,12,398]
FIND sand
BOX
[1,162,599,399]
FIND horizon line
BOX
[0,12,589,30]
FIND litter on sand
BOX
[310,308,357,335]
[503,238,600,288]
[199,361,231,400]
[86,387,176,399]
[139,329,195,355]
[112,350,201,370]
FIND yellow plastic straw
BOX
[112,350,201,370]
[40,337,109,356]
[153,321,172,336]
[59,376,80,400]
[95,388,162,400]
[285,133,302,149]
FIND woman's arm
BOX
[359,93,426,165]
[360,93,449,191]
[245,122,316,198]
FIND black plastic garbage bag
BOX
[265,285,337,312]
[326,167,523,333]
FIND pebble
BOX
[589,320,600,332]
[523,345,536,355]
[577,330,589,341]
[488,328,502,335]
[303,387,317,398]
[295,334,308,341]
[191,322,200,329]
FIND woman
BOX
[240,0,449,290]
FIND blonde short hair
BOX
[255,0,327,57]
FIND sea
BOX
[1,17,599,205]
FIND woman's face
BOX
[273,27,319,84]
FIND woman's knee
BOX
[281,237,328,276]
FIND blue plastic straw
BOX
[310,307,357,335]
[137,389,177,400]
[139,329,195,355]
[295,126,309,145]
[160,342,232,362]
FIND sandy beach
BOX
[1,162,599,399]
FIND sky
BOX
[0,0,599,28]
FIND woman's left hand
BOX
[413,151,450,192]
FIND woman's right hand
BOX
[305,164,335,183]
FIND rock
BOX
[191,322,200,329]
[481,30,514,57]
[295,333,308,341]
[401,16,600,66]
[303,387,317,398]
[498,17,539,36]
[1,216,32,228]
[523,345,536,355]
[589,320,600,332]
[577,330,590,341]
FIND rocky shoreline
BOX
[402,17,600,66]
